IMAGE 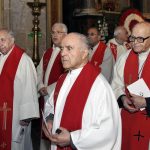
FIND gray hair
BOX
[0,28,15,42]
[114,26,126,37]
[72,32,91,51]
[52,23,68,33]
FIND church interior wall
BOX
[0,0,150,60]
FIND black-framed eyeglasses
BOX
[129,36,150,43]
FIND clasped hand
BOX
[39,87,48,96]
[42,121,71,147]
[122,94,146,113]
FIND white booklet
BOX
[127,78,150,111]
[127,78,150,97]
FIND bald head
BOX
[51,23,68,47]
[60,32,89,70]
[0,29,15,54]
[132,22,150,36]
[66,32,90,51]
[114,26,128,43]
[52,23,68,33]
[131,22,150,53]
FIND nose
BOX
[133,39,139,44]
[52,34,58,38]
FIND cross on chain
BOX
[0,102,11,130]
[133,130,144,141]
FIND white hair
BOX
[0,29,15,43]
[52,23,68,33]
[72,32,90,51]
[114,26,126,37]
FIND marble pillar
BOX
[8,0,46,58]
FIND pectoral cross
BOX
[0,102,11,130]
[94,61,98,66]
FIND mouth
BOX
[53,38,58,40]
[62,59,67,62]
[61,58,69,63]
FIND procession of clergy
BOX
[0,20,150,150]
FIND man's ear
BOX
[82,50,89,60]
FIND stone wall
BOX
[4,0,46,58]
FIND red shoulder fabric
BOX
[54,63,101,150]
[110,42,117,61]
[43,48,64,85]
[0,45,24,150]
[90,42,107,67]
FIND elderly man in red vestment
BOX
[107,26,130,62]
[42,32,121,150]
[31,23,67,150]
[0,29,39,150]
[111,22,150,150]
[87,26,113,83]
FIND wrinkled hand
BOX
[130,93,146,109]
[39,87,48,96]
[51,127,71,147]
[42,120,53,139]
[122,95,139,113]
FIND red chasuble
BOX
[90,42,107,67]
[43,48,64,85]
[110,42,117,61]
[54,63,101,150]
[0,45,23,150]
[122,50,150,150]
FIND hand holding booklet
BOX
[127,78,150,97]
[127,78,150,111]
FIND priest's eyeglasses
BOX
[129,36,150,43]
[51,31,66,36]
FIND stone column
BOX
[0,0,4,28]
[46,0,62,48]
[46,0,51,48]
